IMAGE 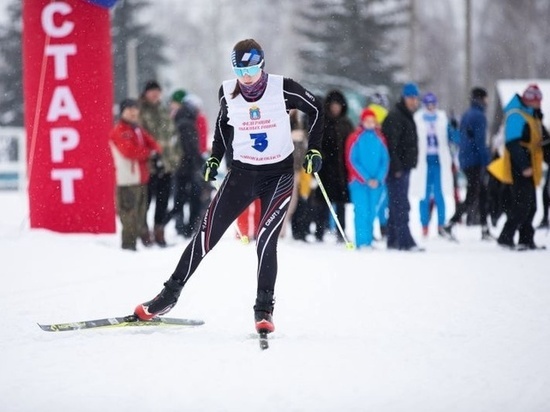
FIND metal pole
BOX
[409,0,416,80]
[126,38,138,98]
[465,0,472,100]
[314,172,354,250]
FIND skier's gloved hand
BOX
[303,149,322,174]
[203,156,220,181]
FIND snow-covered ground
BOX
[1,190,549,412]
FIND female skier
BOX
[134,39,324,335]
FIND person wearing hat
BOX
[345,108,389,249]
[412,92,453,238]
[442,87,491,241]
[170,89,186,114]
[381,82,423,251]
[367,92,390,125]
[493,84,550,250]
[138,79,180,247]
[312,89,354,243]
[109,99,162,251]
[163,89,206,238]
[133,38,324,338]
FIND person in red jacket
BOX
[109,98,162,251]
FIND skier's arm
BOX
[210,86,232,163]
[283,78,324,153]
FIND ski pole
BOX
[313,172,354,250]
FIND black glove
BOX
[202,156,220,181]
[150,152,165,175]
[303,149,322,174]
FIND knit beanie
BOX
[522,84,542,105]
[422,92,437,105]
[360,108,377,123]
[143,80,161,93]
[470,87,487,100]
[402,82,420,98]
[119,98,138,115]
[370,92,389,108]
[171,89,187,103]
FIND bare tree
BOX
[476,0,550,87]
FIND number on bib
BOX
[250,132,268,152]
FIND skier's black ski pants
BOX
[171,165,294,293]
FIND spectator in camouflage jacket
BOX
[139,79,181,247]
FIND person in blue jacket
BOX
[345,108,389,249]
[443,87,491,240]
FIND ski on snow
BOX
[37,315,204,332]
[40,315,272,350]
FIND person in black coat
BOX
[162,90,206,237]
[381,83,423,251]
[313,90,354,242]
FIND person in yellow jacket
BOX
[490,84,550,250]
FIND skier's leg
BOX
[254,172,294,333]
[135,170,254,319]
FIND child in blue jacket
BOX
[345,108,390,249]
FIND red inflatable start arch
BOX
[23,0,118,233]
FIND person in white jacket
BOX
[412,92,453,237]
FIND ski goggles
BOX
[233,61,263,77]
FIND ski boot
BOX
[254,290,275,334]
[439,223,457,242]
[422,226,429,238]
[154,224,167,247]
[517,242,547,251]
[481,225,494,241]
[134,277,184,320]
[140,229,153,247]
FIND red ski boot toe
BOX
[134,304,156,321]
[133,278,184,321]
[255,318,275,333]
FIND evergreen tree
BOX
[0,0,23,126]
[297,0,407,97]
[111,0,168,102]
